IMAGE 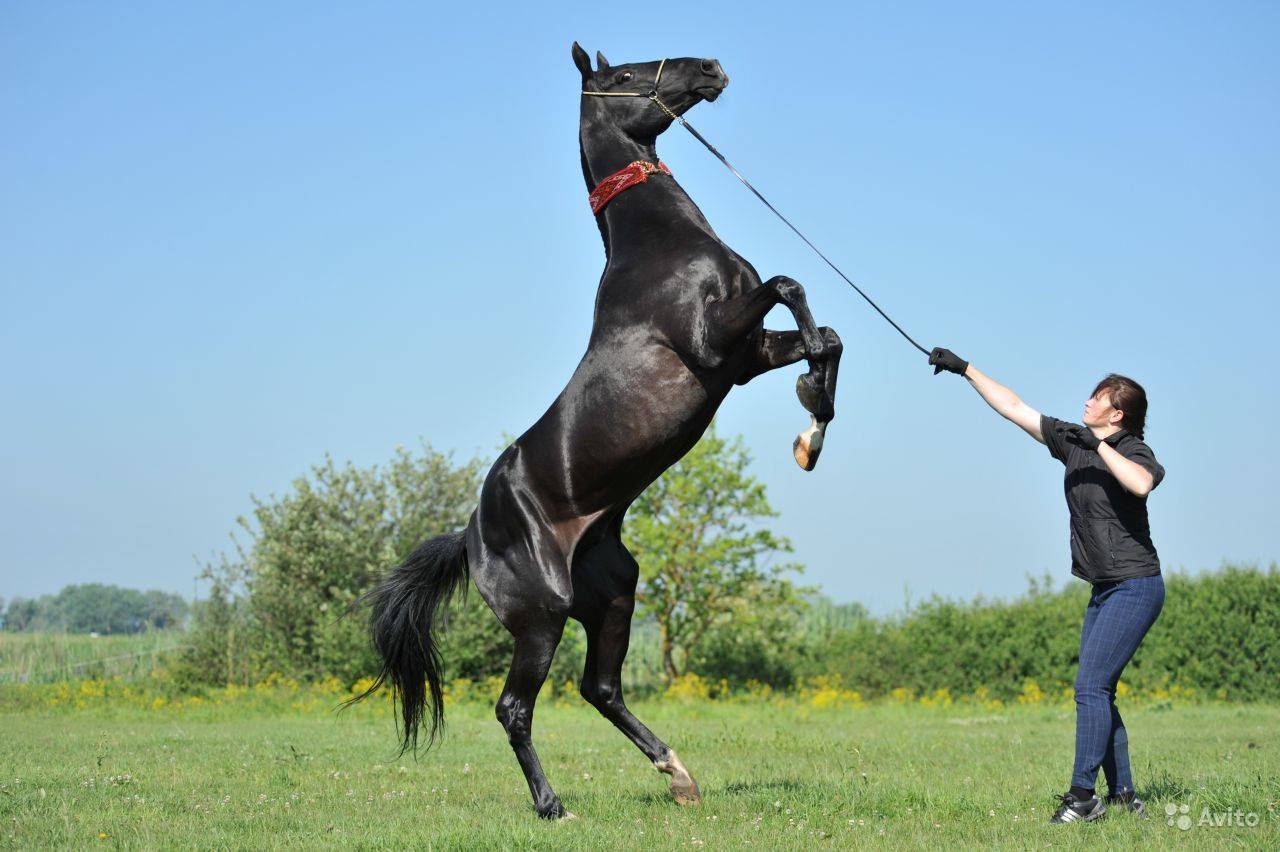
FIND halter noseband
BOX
[581,58,681,121]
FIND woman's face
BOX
[1083,391,1123,430]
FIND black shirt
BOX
[1041,414,1165,584]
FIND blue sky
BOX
[2,2,1277,613]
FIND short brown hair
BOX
[1092,374,1148,439]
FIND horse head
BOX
[572,42,728,141]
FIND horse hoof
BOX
[671,781,702,806]
[792,418,825,471]
[655,749,702,806]
[537,801,570,820]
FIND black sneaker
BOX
[1050,792,1106,823]
[1106,789,1149,819]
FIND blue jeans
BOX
[1071,574,1165,791]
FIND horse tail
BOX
[348,529,469,754]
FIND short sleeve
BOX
[1121,440,1166,490]
[1040,414,1071,465]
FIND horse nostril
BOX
[700,58,721,76]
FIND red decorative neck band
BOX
[588,160,672,214]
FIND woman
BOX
[928,347,1165,824]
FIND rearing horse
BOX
[356,43,843,819]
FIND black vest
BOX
[1041,415,1165,583]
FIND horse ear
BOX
[571,42,593,80]
[596,50,610,71]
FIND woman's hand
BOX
[928,347,969,376]
[1056,422,1156,496]
[1054,421,1102,451]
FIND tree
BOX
[0,586,186,634]
[686,576,810,688]
[140,589,188,630]
[624,423,804,685]
[49,584,187,633]
[2,597,41,632]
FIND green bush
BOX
[803,564,1280,702]
[1134,564,1280,699]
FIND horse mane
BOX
[579,132,611,260]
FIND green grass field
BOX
[1,696,1276,849]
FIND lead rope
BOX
[584,60,930,357]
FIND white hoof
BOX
[655,749,702,805]
[792,417,826,471]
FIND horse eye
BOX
[617,71,633,84]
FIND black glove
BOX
[1054,421,1101,451]
[928,347,969,376]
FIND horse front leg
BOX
[706,277,842,470]
[737,327,843,469]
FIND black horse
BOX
[354,43,843,819]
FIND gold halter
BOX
[580,58,680,121]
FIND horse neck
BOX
[578,118,711,258]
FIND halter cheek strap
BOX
[581,58,680,121]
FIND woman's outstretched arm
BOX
[929,348,1045,443]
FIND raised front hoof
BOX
[655,749,702,806]
[792,419,825,471]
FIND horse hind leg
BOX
[554,517,704,806]
[481,547,570,813]
[577,588,701,805]
[494,607,571,819]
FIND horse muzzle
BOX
[695,58,729,101]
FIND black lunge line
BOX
[585,59,930,356]
[675,119,930,356]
